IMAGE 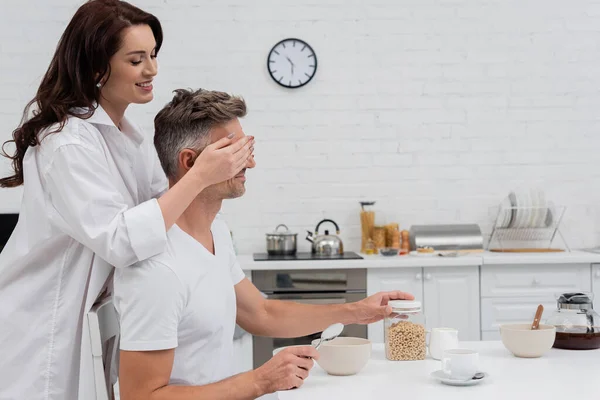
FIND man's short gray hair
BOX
[153,88,247,179]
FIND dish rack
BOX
[487,205,569,251]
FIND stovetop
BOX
[253,251,363,261]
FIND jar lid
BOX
[389,300,421,311]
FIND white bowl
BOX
[311,337,371,376]
[500,323,556,358]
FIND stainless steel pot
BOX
[266,224,297,255]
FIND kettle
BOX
[306,219,344,256]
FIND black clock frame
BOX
[267,38,318,89]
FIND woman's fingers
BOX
[209,135,235,151]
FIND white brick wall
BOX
[2,0,600,254]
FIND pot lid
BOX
[267,224,296,236]
[557,292,593,310]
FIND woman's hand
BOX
[191,135,254,187]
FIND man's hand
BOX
[251,346,319,395]
[351,291,415,324]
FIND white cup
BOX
[441,349,479,380]
[428,328,459,360]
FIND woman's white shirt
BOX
[0,105,168,400]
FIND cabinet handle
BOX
[532,278,541,286]
[425,273,432,281]
[416,273,422,280]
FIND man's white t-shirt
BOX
[114,215,246,385]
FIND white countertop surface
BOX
[239,250,600,271]
[277,341,600,400]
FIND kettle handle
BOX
[315,219,341,234]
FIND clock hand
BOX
[286,56,295,66]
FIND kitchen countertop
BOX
[239,250,600,271]
[277,341,600,400]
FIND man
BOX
[114,88,414,399]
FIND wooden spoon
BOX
[531,304,544,330]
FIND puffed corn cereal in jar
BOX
[384,300,426,361]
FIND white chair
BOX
[87,296,119,400]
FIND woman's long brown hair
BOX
[0,0,162,187]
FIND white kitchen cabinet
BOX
[593,264,600,311]
[480,263,593,340]
[423,266,480,341]
[481,264,591,298]
[367,267,423,343]
[367,266,480,342]
[481,331,500,341]
[481,297,557,333]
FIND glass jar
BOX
[359,201,376,253]
[545,292,600,350]
[384,300,427,361]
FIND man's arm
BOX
[234,278,414,338]
[118,346,318,400]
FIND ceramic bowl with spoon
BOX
[500,305,556,358]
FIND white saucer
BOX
[430,370,487,386]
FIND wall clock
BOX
[267,38,317,89]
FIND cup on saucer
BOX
[442,348,479,380]
[430,349,487,386]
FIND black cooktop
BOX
[253,251,363,261]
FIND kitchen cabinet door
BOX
[481,331,500,341]
[367,267,424,343]
[481,264,591,298]
[423,266,480,341]
[481,297,557,332]
[593,264,600,311]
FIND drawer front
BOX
[481,331,501,341]
[481,264,591,297]
[481,297,558,331]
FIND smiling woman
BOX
[0,1,254,399]
[98,24,159,117]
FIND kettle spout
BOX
[305,230,314,243]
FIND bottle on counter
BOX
[390,225,401,249]
[364,238,377,255]
[400,230,410,255]
[384,223,399,247]
[359,201,376,253]
[373,226,386,250]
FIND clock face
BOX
[267,38,317,89]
